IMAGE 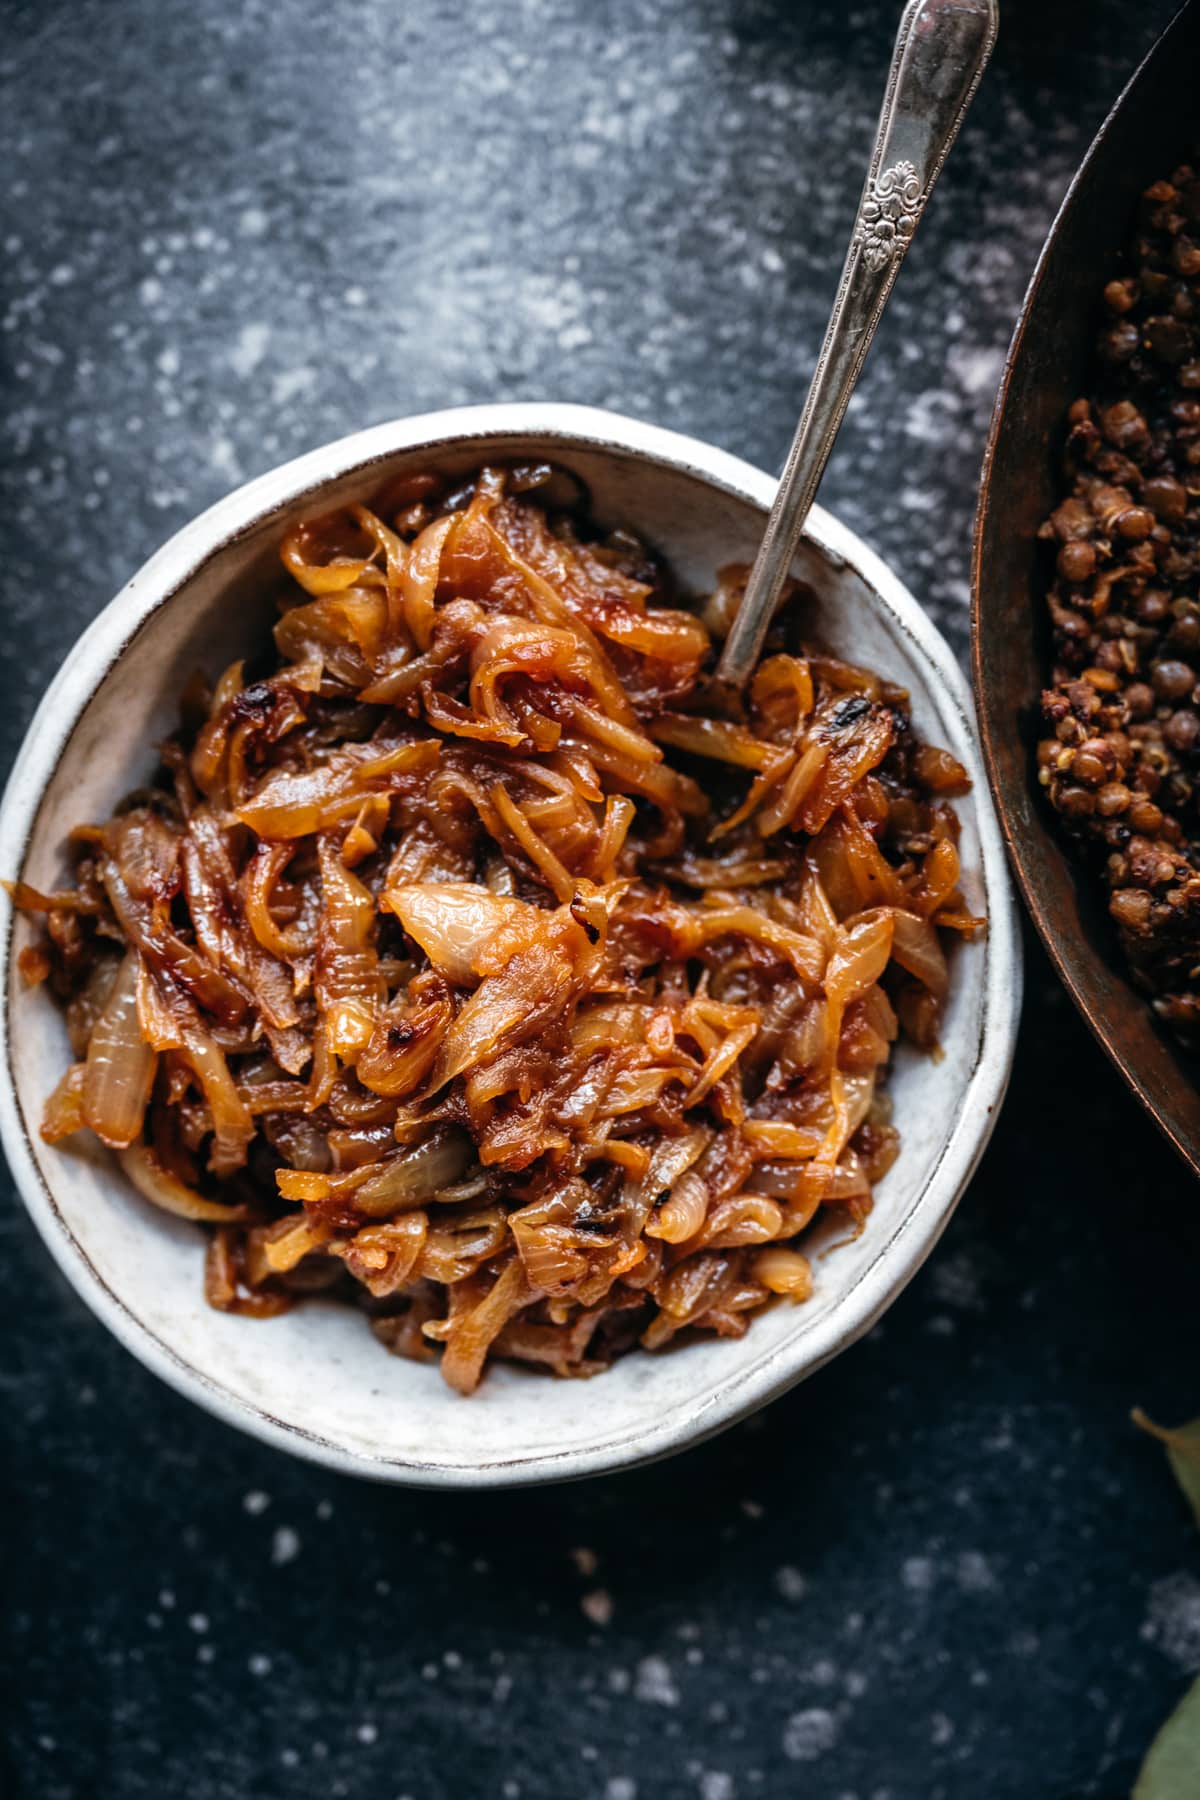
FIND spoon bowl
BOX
[0,402,1021,1485]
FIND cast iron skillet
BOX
[972,0,1200,1175]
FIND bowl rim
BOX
[969,3,1200,1177]
[0,401,1022,1486]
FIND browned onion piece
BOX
[356,979,453,1098]
[753,1246,814,1298]
[438,1258,532,1395]
[237,739,438,839]
[383,882,537,986]
[41,1062,86,1142]
[889,909,949,1002]
[350,1130,474,1217]
[82,951,158,1149]
[646,1168,709,1244]
[315,838,383,1062]
[649,713,774,770]
[179,1007,256,1177]
[119,1141,249,1223]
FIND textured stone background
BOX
[4,2,1200,1796]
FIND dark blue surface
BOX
[3,3,1199,1796]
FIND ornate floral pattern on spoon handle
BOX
[717,0,999,691]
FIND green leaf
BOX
[1132,1409,1200,1530]
[1134,1675,1200,1798]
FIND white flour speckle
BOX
[775,1565,807,1601]
[902,1556,935,1594]
[582,1589,614,1627]
[930,1712,955,1746]
[1142,1572,1200,1671]
[605,1781,637,1800]
[273,365,316,406]
[356,1722,378,1745]
[230,321,270,378]
[699,1775,735,1800]
[804,1658,838,1687]
[947,341,1006,397]
[188,1613,209,1634]
[209,434,242,482]
[635,1656,680,1706]
[956,1551,996,1594]
[930,1252,982,1311]
[782,1708,838,1762]
[271,1526,301,1567]
[249,1653,272,1677]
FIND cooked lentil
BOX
[1038,162,1200,1048]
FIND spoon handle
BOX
[716,0,998,690]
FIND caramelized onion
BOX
[438,1258,533,1395]
[384,883,536,985]
[41,1062,86,1142]
[17,467,978,1393]
[647,1168,710,1244]
[237,740,438,839]
[119,1141,249,1224]
[889,909,949,1002]
[753,1246,814,1298]
[315,838,383,1062]
[351,1130,474,1217]
[82,952,157,1149]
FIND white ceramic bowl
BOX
[0,403,1021,1486]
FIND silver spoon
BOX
[716,0,998,691]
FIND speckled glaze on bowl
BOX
[0,404,1021,1487]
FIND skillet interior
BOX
[972,0,1200,1174]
